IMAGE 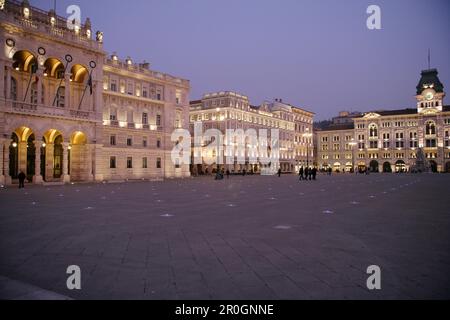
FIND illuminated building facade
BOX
[315,68,450,173]
[189,92,314,174]
[0,0,190,185]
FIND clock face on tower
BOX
[423,89,435,101]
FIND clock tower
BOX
[416,68,445,114]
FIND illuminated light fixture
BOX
[126,57,132,65]
[6,38,15,48]
[68,145,72,150]
[42,143,46,148]
[12,142,18,148]
[43,72,48,77]
[23,7,30,19]
[112,54,118,61]
[50,16,56,27]
[15,67,19,71]
[74,24,80,34]
[86,29,91,39]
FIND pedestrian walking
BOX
[299,166,304,180]
[312,167,317,180]
[18,171,26,189]
[278,168,282,177]
[226,169,230,179]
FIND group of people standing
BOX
[298,166,317,180]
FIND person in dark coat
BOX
[312,167,317,180]
[299,166,304,180]
[18,171,26,189]
[277,168,282,177]
[304,167,309,181]
[226,169,230,179]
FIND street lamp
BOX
[349,138,357,173]
[303,128,312,169]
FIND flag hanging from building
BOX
[88,74,93,95]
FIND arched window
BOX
[369,124,378,138]
[56,86,65,108]
[426,121,436,135]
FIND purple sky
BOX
[33,0,450,120]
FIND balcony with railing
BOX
[1,98,99,121]
[104,57,189,88]
[2,0,103,51]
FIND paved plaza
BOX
[0,173,449,300]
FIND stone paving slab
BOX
[0,173,449,299]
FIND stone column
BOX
[33,141,43,184]
[86,144,94,181]
[3,140,12,185]
[0,139,4,185]
[93,143,104,182]
[45,143,54,181]
[62,142,70,183]
[64,73,71,108]
[18,141,27,174]
[0,60,5,99]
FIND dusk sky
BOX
[34,0,450,120]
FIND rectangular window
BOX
[426,139,436,148]
[110,80,117,92]
[156,114,161,126]
[127,83,133,95]
[127,157,133,169]
[383,141,390,149]
[110,135,116,146]
[142,157,148,169]
[156,157,161,169]
[156,139,161,148]
[110,156,116,169]
[142,113,148,125]
[396,141,404,148]
[143,137,147,147]
[127,137,133,146]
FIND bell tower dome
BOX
[416,68,445,114]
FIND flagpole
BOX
[77,69,92,110]
[52,54,72,106]
[77,61,97,110]
[23,63,36,102]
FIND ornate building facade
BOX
[315,68,450,173]
[0,0,190,185]
[189,92,314,174]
